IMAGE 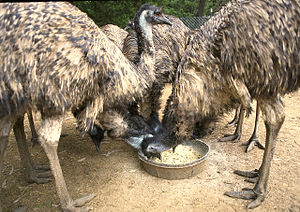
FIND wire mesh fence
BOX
[179,16,211,30]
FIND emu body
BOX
[156,0,299,209]
[0,2,171,211]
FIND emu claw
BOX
[224,188,256,200]
[242,138,265,153]
[247,194,265,209]
[219,134,241,143]
[226,119,238,127]
[225,188,265,209]
[63,194,96,212]
[27,164,52,184]
[73,194,96,207]
[245,176,258,183]
[34,164,50,170]
[234,169,259,178]
[234,169,259,184]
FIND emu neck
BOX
[135,14,155,61]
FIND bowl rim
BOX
[138,139,210,168]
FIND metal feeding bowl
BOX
[138,140,210,180]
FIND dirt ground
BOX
[1,86,300,212]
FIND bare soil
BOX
[1,86,300,212]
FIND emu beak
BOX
[155,15,172,26]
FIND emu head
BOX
[124,113,175,158]
[134,3,172,30]
[141,133,175,158]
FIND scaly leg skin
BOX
[27,111,40,147]
[225,98,285,209]
[219,108,245,143]
[242,104,265,152]
[0,116,14,212]
[227,106,241,127]
[0,136,9,212]
[39,114,95,211]
[13,115,52,184]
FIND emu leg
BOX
[0,117,14,212]
[13,115,52,184]
[39,114,95,211]
[225,98,284,209]
[227,106,241,127]
[242,104,265,152]
[27,111,39,147]
[0,135,9,212]
[219,108,245,142]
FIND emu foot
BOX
[64,194,96,212]
[241,137,265,153]
[26,164,52,184]
[234,169,259,184]
[224,188,265,209]
[226,118,238,127]
[219,133,241,143]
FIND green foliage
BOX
[204,0,229,16]
[71,0,199,28]
[71,0,229,28]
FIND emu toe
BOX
[225,188,265,209]
[234,169,259,184]
[73,194,96,207]
[27,164,52,184]
[234,169,259,178]
[226,118,238,127]
[64,194,95,212]
[224,188,257,200]
[219,133,241,143]
[242,137,265,153]
[245,177,259,184]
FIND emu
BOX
[123,18,217,140]
[28,24,128,151]
[0,2,171,211]
[95,15,190,144]
[125,15,191,120]
[144,0,300,209]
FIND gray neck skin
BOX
[134,10,155,61]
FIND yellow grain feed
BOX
[151,144,202,164]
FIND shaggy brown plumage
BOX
[100,24,128,50]
[0,2,171,211]
[122,15,191,117]
[158,0,299,209]
[98,15,190,139]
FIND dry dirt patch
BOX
[1,87,300,211]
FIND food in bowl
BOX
[151,144,203,165]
